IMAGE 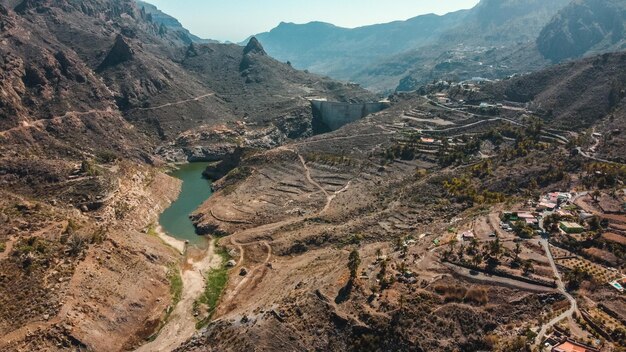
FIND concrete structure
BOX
[537,201,558,211]
[461,230,475,241]
[559,222,585,234]
[551,338,599,352]
[310,99,389,132]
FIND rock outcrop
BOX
[97,34,135,72]
[243,37,266,56]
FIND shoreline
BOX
[155,224,187,255]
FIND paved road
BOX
[445,263,556,293]
[533,236,578,349]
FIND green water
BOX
[159,163,213,245]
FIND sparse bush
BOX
[464,287,489,305]
[80,160,100,176]
[90,227,107,244]
[96,150,119,164]
[114,201,132,220]
[65,218,81,235]
[68,234,86,257]
[434,285,489,305]
[434,284,467,302]
[195,246,230,328]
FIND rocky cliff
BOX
[537,0,626,62]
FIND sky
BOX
[147,0,480,43]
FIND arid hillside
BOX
[474,51,626,162]
[181,52,626,351]
[0,0,374,350]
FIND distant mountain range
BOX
[248,10,469,84]
[251,0,626,92]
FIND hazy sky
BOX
[147,0,480,42]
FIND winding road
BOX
[130,93,215,112]
[533,236,579,349]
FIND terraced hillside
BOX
[0,0,374,350]
[181,52,626,351]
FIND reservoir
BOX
[159,162,213,246]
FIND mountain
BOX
[0,0,374,350]
[253,0,571,92]
[2,1,626,351]
[135,0,217,44]
[477,51,626,162]
[178,51,626,352]
[250,10,469,81]
[537,0,626,62]
[366,0,572,92]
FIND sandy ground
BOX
[135,240,221,352]
[156,225,187,254]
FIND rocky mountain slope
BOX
[0,0,374,350]
[537,0,626,62]
[135,0,217,44]
[179,51,626,352]
[475,51,626,162]
[1,0,373,158]
[373,0,572,92]
[1,0,625,351]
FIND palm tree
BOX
[472,253,483,267]
[592,190,602,202]
[489,238,502,259]
[468,238,479,255]
[348,250,361,284]
[513,242,522,262]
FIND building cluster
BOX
[546,337,600,352]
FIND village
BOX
[440,187,626,351]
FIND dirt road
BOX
[131,93,215,112]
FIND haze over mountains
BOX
[253,0,626,92]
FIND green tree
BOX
[513,242,522,262]
[468,238,479,255]
[472,253,483,267]
[348,249,361,283]
[522,260,534,275]
[588,216,602,231]
[592,190,602,202]
[489,238,503,259]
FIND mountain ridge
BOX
[250,0,626,92]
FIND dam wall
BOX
[311,100,388,133]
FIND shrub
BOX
[434,285,488,305]
[68,234,86,257]
[96,150,119,164]
[464,287,488,305]
[80,160,100,176]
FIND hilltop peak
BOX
[243,36,266,55]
